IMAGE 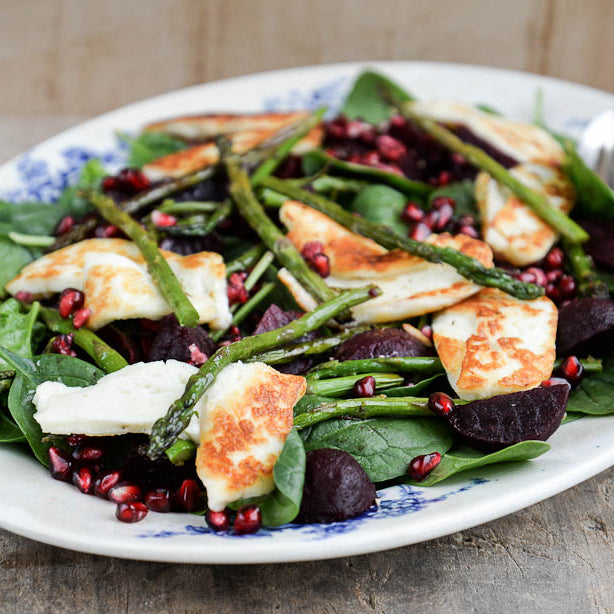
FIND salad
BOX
[0,69,613,535]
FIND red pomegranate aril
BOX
[346,120,367,139]
[408,452,442,481]
[361,151,381,167]
[376,135,407,161]
[188,343,208,367]
[353,375,376,398]
[438,171,453,186]
[101,176,119,193]
[72,466,94,494]
[545,247,564,270]
[72,446,103,463]
[234,504,262,535]
[547,284,562,303]
[301,241,325,261]
[55,215,75,236]
[458,225,479,239]
[311,253,330,278]
[116,502,148,523]
[118,168,150,193]
[94,224,120,238]
[227,272,249,306]
[428,392,455,416]
[48,446,72,481]
[420,325,433,341]
[58,288,85,318]
[423,210,440,230]
[390,115,407,129]
[94,471,122,498]
[72,307,91,329]
[50,333,76,356]
[409,222,431,241]
[433,203,454,231]
[546,270,563,283]
[559,275,576,299]
[401,202,424,224]
[151,210,177,227]
[431,196,456,211]
[558,355,584,386]
[14,291,34,303]
[67,434,87,447]
[542,377,569,387]
[108,483,143,504]
[327,117,348,139]
[368,287,380,298]
[525,267,547,287]
[176,479,203,512]
[145,488,172,513]
[206,509,231,532]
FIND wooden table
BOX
[1,115,613,614]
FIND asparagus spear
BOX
[88,192,200,327]
[306,373,403,397]
[397,104,589,244]
[225,244,267,276]
[161,200,233,237]
[147,286,379,458]
[260,177,544,300]
[157,200,218,214]
[562,239,609,298]
[225,156,337,305]
[306,356,443,380]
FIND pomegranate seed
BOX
[420,325,433,341]
[67,434,88,447]
[558,355,584,386]
[117,168,150,192]
[431,196,456,210]
[423,210,440,230]
[408,452,442,481]
[438,171,453,186]
[359,126,377,145]
[346,120,367,139]
[457,214,476,227]
[545,247,564,270]
[151,210,177,227]
[94,224,120,238]
[458,225,479,239]
[452,153,466,165]
[227,272,249,306]
[176,479,203,512]
[55,215,75,236]
[116,502,148,523]
[409,222,431,241]
[145,488,172,513]
[428,392,455,416]
[234,504,262,535]
[72,466,94,494]
[14,291,34,303]
[94,471,122,498]
[546,270,563,283]
[310,253,330,278]
[108,483,143,504]
[559,275,576,299]
[368,287,380,298]
[72,308,91,329]
[188,344,208,367]
[432,203,454,231]
[353,375,376,398]
[401,202,425,224]
[376,135,407,161]
[390,115,407,128]
[48,447,72,481]
[101,176,119,193]
[542,377,569,387]
[230,325,241,339]
[547,284,562,303]
[301,241,325,261]
[525,267,547,287]
[58,288,84,318]
[50,333,76,356]
[72,446,103,462]
[361,151,381,167]
[327,117,348,139]
[206,509,231,532]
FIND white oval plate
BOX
[0,61,612,564]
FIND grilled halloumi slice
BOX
[6,238,231,330]
[279,200,494,322]
[33,360,201,442]
[432,288,557,401]
[196,362,306,511]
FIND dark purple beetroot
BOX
[147,315,216,363]
[579,220,614,270]
[556,298,614,357]
[446,383,570,452]
[98,325,142,364]
[335,327,434,361]
[159,235,222,256]
[296,449,376,524]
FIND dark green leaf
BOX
[406,441,550,486]
[0,299,40,370]
[125,132,187,168]
[301,417,453,482]
[562,412,584,424]
[0,239,36,297]
[350,184,410,238]
[427,180,479,220]
[342,70,415,124]
[0,410,26,443]
[567,355,614,415]
[475,104,502,116]
[384,373,445,397]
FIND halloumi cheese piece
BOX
[279,200,494,322]
[6,238,231,330]
[432,288,557,400]
[196,362,306,511]
[33,360,202,442]
[475,162,575,266]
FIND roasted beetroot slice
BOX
[147,315,216,363]
[556,298,614,357]
[296,449,376,524]
[579,220,614,271]
[447,383,570,452]
[97,325,141,364]
[336,327,434,361]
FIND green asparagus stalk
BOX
[294,395,432,429]
[307,356,443,380]
[157,200,218,214]
[306,372,403,397]
[165,439,197,465]
[244,251,275,291]
[7,232,56,248]
[161,199,234,238]
[147,286,380,458]
[398,104,589,244]
[260,177,544,300]
[88,192,200,327]
[39,307,128,373]
[225,244,267,276]
[225,156,337,305]
[562,239,609,298]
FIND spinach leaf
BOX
[0,299,40,370]
[427,180,479,220]
[0,238,35,298]
[301,417,453,482]
[125,132,187,168]
[567,355,614,415]
[0,411,25,443]
[562,412,584,424]
[0,347,103,465]
[384,373,445,397]
[406,441,550,487]
[342,70,415,124]
[350,184,409,238]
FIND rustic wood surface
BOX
[2,1,614,611]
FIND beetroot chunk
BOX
[447,383,570,452]
[579,220,614,271]
[556,298,614,357]
[336,327,434,361]
[296,449,376,524]
[147,315,216,363]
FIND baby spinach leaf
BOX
[384,373,445,397]
[567,355,614,415]
[562,412,584,424]
[427,180,479,219]
[350,184,409,238]
[406,441,550,487]
[0,411,25,443]
[342,70,415,124]
[301,417,453,482]
[0,299,40,370]
[125,132,187,168]
[0,238,35,298]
